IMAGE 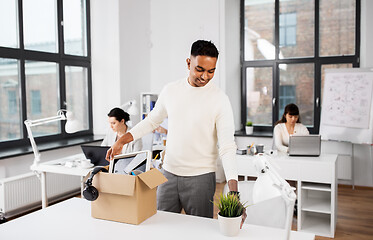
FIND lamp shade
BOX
[252,172,282,204]
[252,154,282,204]
[121,100,139,116]
[65,111,82,133]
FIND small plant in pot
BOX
[245,121,253,135]
[214,193,247,237]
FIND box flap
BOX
[138,168,168,189]
[93,172,136,196]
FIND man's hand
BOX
[105,132,134,161]
[227,179,247,228]
[105,141,122,161]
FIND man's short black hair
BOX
[190,40,219,58]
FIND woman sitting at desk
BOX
[102,107,142,154]
[273,103,309,153]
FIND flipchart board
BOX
[320,68,373,144]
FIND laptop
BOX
[288,135,321,157]
[80,145,110,166]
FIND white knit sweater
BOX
[129,78,238,181]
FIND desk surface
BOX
[30,153,94,176]
[0,198,315,240]
[237,153,337,183]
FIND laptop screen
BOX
[288,135,321,156]
[80,145,110,166]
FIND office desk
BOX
[0,198,315,240]
[30,153,94,209]
[237,153,337,238]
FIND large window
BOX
[0,0,92,148]
[241,0,359,134]
[279,13,297,47]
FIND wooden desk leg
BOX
[40,172,48,208]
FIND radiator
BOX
[0,172,81,217]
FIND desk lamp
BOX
[121,100,139,116]
[24,110,81,168]
[120,100,139,127]
[252,154,296,240]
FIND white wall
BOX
[119,0,151,125]
[91,0,121,135]
[149,0,222,94]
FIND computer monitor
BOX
[81,145,110,166]
[109,150,152,175]
[288,135,321,157]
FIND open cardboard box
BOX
[91,168,167,224]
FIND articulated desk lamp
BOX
[121,100,139,127]
[252,154,297,240]
[225,154,296,240]
[24,110,81,169]
[121,100,139,116]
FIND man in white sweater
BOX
[107,40,244,223]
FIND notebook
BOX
[80,145,110,166]
[288,135,321,157]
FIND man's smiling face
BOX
[187,55,217,87]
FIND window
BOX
[23,0,58,53]
[241,0,359,134]
[65,65,89,131]
[63,0,88,56]
[279,85,296,115]
[279,13,297,47]
[246,67,273,126]
[31,90,41,115]
[8,90,17,115]
[0,0,18,48]
[0,58,21,142]
[0,0,92,147]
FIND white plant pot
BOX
[218,214,242,237]
[245,126,253,135]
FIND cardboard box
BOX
[91,168,167,224]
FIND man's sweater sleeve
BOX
[216,96,238,181]
[129,88,168,141]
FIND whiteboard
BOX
[320,68,373,144]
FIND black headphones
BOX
[83,166,108,201]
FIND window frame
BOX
[0,0,93,150]
[240,0,360,134]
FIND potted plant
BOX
[245,121,253,135]
[214,193,247,237]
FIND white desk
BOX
[237,153,337,238]
[30,153,94,209]
[0,198,315,240]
